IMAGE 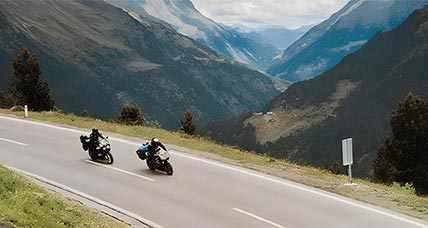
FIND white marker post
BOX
[342,138,354,185]
[24,105,29,118]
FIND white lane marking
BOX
[174,151,428,228]
[1,116,428,228]
[0,137,28,146]
[85,160,155,182]
[7,166,165,228]
[233,208,287,228]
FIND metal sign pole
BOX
[24,105,28,118]
[342,138,355,186]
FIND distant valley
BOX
[268,0,428,82]
[105,0,281,71]
[206,4,428,176]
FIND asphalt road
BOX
[0,115,427,228]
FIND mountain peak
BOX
[105,0,279,70]
[268,0,428,82]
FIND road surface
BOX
[0,115,427,228]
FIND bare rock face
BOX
[0,0,281,128]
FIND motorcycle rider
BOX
[147,138,167,157]
[89,128,106,152]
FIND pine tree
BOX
[0,91,13,108]
[374,93,428,195]
[180,112,196,136]
[9,48,54,111]
[118,103,144,125]
[373,139,397,184]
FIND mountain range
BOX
[0,0,281,128]
[105,0,280,70]
[206,4,428,176]
[239,26,310,50]
[268,0,428,82]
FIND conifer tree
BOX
[9,48,54,111]
[180,112,196,135]
[374,93,428,195]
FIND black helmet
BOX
[92,128,99,134]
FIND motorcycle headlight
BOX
[158,151,170,160]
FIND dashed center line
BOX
[233,208,287,228]
[0,137,28,146]
[85,160,155,182]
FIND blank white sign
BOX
[342,138,353,166]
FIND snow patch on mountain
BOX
[138,0,206,39]
[123,9,143,23]
[336,0,367,19]
[294,59,328,80]
[225,42,250,64]
[273,51,285,61]
[331,40,367,52]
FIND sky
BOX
[191,0,350,30]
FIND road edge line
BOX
[0,137,28,146]
[6,166,165,228]
[233,208,287,228]
[2,115,428,227]
[85,160,155,182]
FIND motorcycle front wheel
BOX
[164,162,173,176]
[94,152,114,165]
[103,152,114,164]
[146,158,156,171]
[88,151,97,162]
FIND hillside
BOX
[0,0,281,128]
[268,0,428,82]
[105,0,279,70]
[206,5,428,176]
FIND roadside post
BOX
[342,138,354,185]
[24,105,28,118]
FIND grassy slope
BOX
[0,166,126,228]
[1,109,427,221]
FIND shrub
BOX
[9,105,25,112]
[118,103,144,125]
[180,112,196,136]
[374,93,428,195]
[0,91,13,108]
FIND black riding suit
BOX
[89,131,105,154]
[147,142,167,157]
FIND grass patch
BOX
[1,109,428,221]
[0,166,126,228]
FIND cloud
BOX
[191,0,350,29]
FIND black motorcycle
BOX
[136,144,173,175]
[80,135,114,164]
